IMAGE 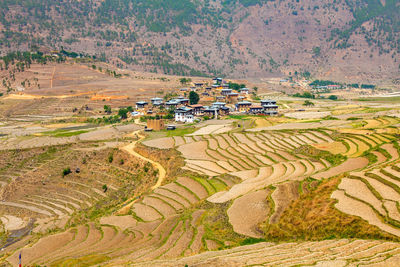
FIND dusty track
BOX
[122,131,166,190]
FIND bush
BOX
[108,154,114,163]
[102,184,108,192]
[62,167,71,177]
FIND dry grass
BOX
[263,176,400,242]
[135,143,185,185]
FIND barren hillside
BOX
[0,0,399,82]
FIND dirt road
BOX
[121,131,166,190]
[117,131,166,214]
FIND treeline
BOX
[0,51,64,70]
[310,80,376,89]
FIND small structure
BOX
[175,106,194,123]
[203,106,219,118]
[212,102,226,109]
[236,101,252,112]
[189,104,204,116]
[165,99,180,109]
[177,97,189,106]
[249,105,264,114]
[166,125,176,130]
[227,92,239,103]
[194,82,204,87]
[221,89,232,96]
[239,88,250,95]
[147,119,165,131]
[136,101,148,110]
[219,106,230,116]
[150,97,163,106]
[216,95,225,101]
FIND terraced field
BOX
[135,239,400,266]
[1,113,400,266]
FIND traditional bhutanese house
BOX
[194,82,204,87]
[150,97,163,106]
[177,97,189,106]
[202,92,210,96]
[136,101,148,110]
[222,84,230,89]
[203,106,219,117]
[239,88,250,94]
[261,99,278,115]
[236,101,252,112]
[221,88,233,96]
[237,96,245,101]
[180,88,188,92]
[190,87,197,91]
[212,102,226,109]
[165,99,180,109]
[212,84,223,90]
[249,105,264,114]
[174,106,194,123]
[227,92,239,103]
[213,77,223,84]
[205,87,212,91]
[219,106,230,116]
[215,95,226,101]
[189,104,204,116]
[327,84,342,90]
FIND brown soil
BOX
[227,189,269,238]
[270,181,300,223]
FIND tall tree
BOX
[189,91,199,105]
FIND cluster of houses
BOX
[134,78,278,124]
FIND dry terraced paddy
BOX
[4,113,400,266]
[332,153,400,237]
[131,239,400,266]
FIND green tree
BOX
[189,91,200,105]
[104,105,111,114]
[303,100,314,106]
[328,95,338,100]
[179,77,191,85]
[118,108,129,119]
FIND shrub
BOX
[108,154,114,163]
[62,167,71,177]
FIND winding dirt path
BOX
[117,131,167,214]
[122,131,166,190]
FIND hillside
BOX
[0,0,399,82]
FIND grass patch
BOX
[263,176,400,242]
[164,127,196,137]
[294,145,346,166]
[50,254,110,267]
[228,115,251,120]
[39,129,89,137]
[209,178,227,191]
[240,237,266,246]
[199,201,246,250]
[356,96,400,102]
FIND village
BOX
[134,77,278,130]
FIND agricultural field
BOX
[0,75,400,266]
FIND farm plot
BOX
[332,156,400,237]
[134,239,400,266]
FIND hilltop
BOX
[0,0,399,82]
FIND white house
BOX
[174,107,194,123]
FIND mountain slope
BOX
[0,0,399,81]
